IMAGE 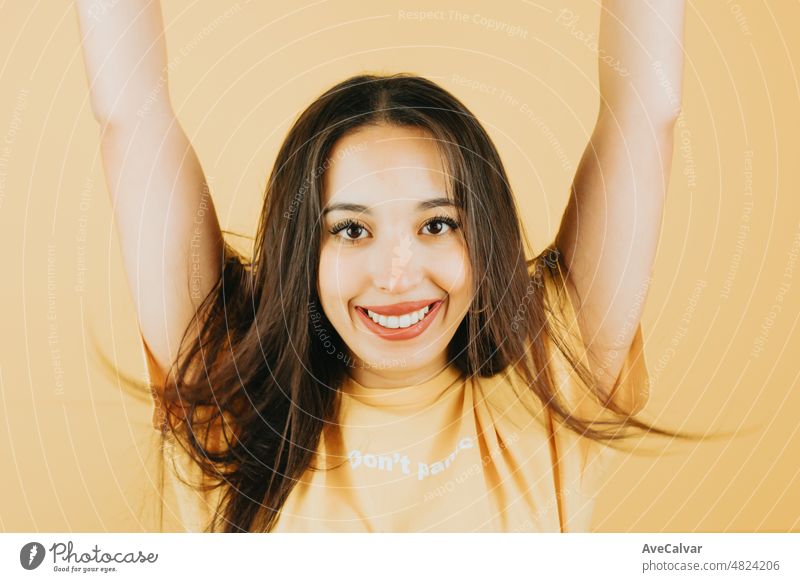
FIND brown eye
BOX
[328,219,369,244]
[421,215,460,236]
[345,224,364,239]
[426,221,445,235]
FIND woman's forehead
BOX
[323,126,450,207]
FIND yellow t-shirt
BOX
[141,263,650,532]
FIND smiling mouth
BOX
[355,301,438,328]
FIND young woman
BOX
[75,1,687,532]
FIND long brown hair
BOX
[138,73,715,532]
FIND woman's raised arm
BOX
[554,0,686,413]
[75,0,224,380]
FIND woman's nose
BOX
[367,232,424,293]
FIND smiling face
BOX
[317,123,473,388]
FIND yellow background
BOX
[0,0,798,531]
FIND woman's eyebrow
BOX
[322,197,458,217]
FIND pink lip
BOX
[359,299,441,316]
[355,299,444,341]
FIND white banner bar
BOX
[1,533,797,581]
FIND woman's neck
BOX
[346,352,450,389]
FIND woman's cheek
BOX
[430,244,471,297]
[318,245,360,321]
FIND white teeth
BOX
[366,304,434,329]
